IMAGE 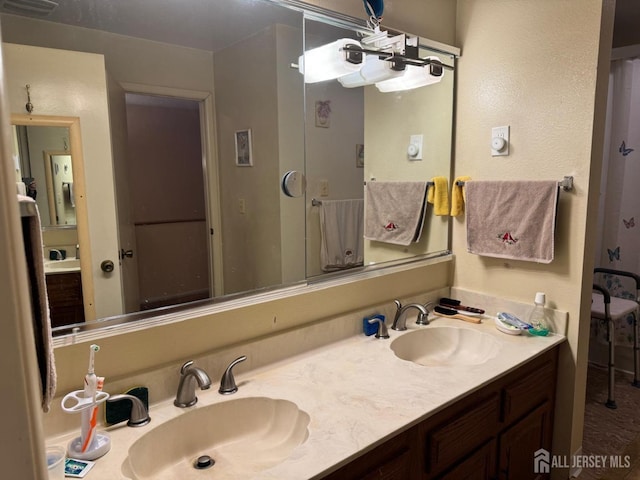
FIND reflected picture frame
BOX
[235,129,253,166]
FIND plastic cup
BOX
[46,445,66,480]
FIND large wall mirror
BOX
[2,0,457,337]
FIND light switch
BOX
[408,134,423,161]
[239,198,246,214]
[491,126,509,156]
[319,180,329,197]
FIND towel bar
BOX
[455,176,574,191]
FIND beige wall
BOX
[453,0,614,470]
[276,25,306,285]
[214,26,283,294]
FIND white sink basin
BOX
[124,397,310,480]
[44,258,80,271]
[390,327,500,367]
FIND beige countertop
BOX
[47,315,565,480]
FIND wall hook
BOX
[25,84,34,113]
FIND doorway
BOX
[119,93,211,311]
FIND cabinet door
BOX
[498,402,552,480]
[438,439,497,480]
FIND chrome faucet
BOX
[106,394,150,427]
[50,249,64,260]
[391,300,431,330]
[174,360,212,407]
[219,355,247,395]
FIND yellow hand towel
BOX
[427,176,449,216]
[450,176,471,216]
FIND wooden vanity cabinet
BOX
[45,272,85,328]
[321,346,558,480]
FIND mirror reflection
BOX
[12,125,75,227]
[2,0,456,337]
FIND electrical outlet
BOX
[319,180,329,197]
[491,126,510,156]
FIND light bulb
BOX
[298,39,363,84]
[338,56,404,88]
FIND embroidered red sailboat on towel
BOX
[385,222,398,231]
[498,231,518,245]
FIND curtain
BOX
[593,58,640,348]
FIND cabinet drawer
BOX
[426,393,500,476]
[502,359,555,425]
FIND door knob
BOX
[100,260,115,273]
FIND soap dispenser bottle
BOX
[528,292,550,336]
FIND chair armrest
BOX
[593,284,611,304]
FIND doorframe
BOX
[119,83,224,297]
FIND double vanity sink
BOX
[50,316,564,479]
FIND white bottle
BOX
[528,292,550,336]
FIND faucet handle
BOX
[368,317,389,339]
[394,299,402,312]
[219,355,247,395]
[106,394,150,427]
[179,360,195,375]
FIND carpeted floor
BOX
[580,364,640,479]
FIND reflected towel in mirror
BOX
[364,181,428,246]
[427,176,449,216]
[319,199,364,271]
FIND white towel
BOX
[18,194,57,412]
[465,180,559,263]
[319,199,364,271]
[364,181,428,246]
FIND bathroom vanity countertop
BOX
[47,316,565,480]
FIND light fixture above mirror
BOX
[298,27,451,92]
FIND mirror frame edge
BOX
[11,113,96,320]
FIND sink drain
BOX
[194,455,215,470]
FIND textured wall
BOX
[454,0,615,470]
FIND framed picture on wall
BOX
[235,129,253,166]
[315,100,331,128]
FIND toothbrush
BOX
[80,344,100,453]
